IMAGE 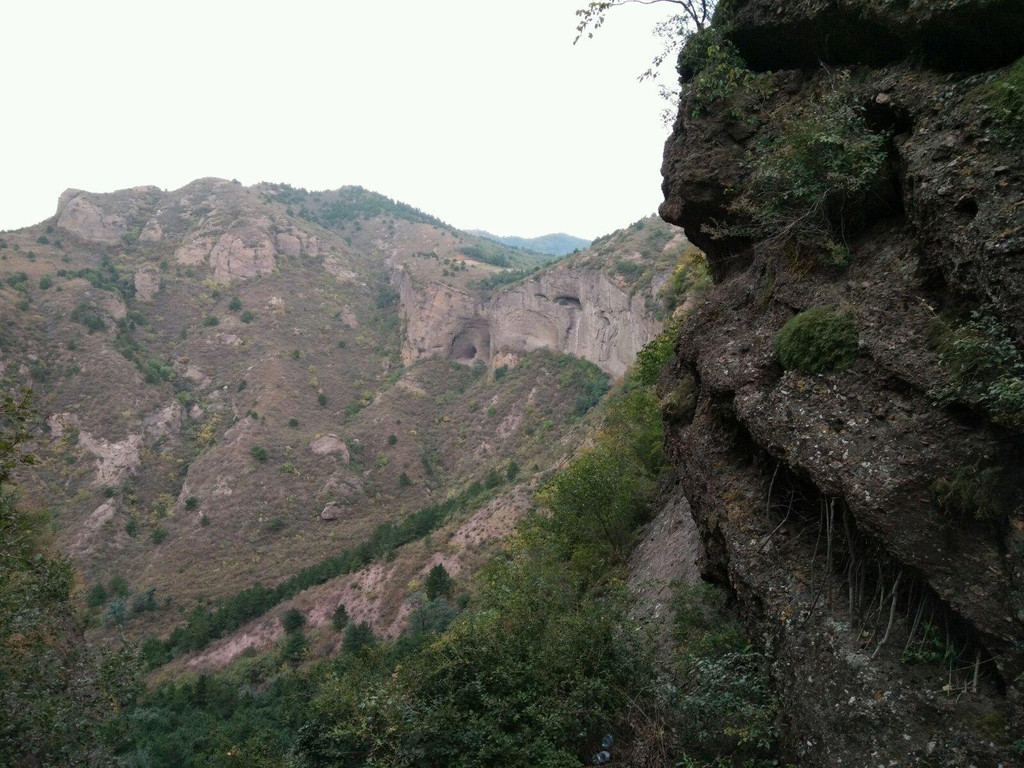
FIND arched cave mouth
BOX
[448,323,491,365]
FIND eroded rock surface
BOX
[389,260,666,377]
[658,1,1024,764]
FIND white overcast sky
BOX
[1,1,680,240]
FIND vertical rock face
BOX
[56,193,127,244]
[388,260,486,365]
[489,268,661,379]
[659,2,1024,766]
[208,219,278,283]
[389,261,666,377]
[133,267,161,301]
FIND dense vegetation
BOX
[106,344,781,767]
[930,310,1024,430]
[0,389,140,766]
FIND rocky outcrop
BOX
[310,434,350,463]
[56,193,126,244]
[388,260,485,365]
[726,0,1024,72]
[490,268,661,378]
[208,219,278,283]
[134,267,161,301]
[139,217,163,242]
[658,1,1024,765]
[389,261,666,377]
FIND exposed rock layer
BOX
[389,262,665,378]
[659,1,1023,765]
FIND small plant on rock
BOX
[773,305,858,374]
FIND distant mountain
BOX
[467,230,591,257]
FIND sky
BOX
[1,1,681,240]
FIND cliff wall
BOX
[658,1,1024,764]
[389,262,665,378]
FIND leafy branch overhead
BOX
[575,0,715,45]
[575,1,719,122]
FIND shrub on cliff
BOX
[929,311,1024,429]
[773,305,858,374]
[932,463,1014,525]
[679,26,765,116]
[751,76,888,264]
[972,55,1024,143]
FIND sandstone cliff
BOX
[659,1,1024,765]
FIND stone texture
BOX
[209,220,277,283]
[139,217,163,242]
[134,267,161,301]
[310,434,350,463]
[658,1,1024,764]
[275,232,302,258]
[324,256,359,283]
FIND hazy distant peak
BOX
[468,230,591,257]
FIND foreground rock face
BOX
[659,1,1023,765]
[389,262,666,378]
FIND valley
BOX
[0,178,695,657]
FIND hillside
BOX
[467,229,591,257]
[0,179,688,655]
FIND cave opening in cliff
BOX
[448,323,491,365]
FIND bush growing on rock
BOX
[929,311,1024,429]
[679,26,766,117]
[932,463,1015,525]
[773,305,858,374]
[750,76,889,264]
[972,55,1024,143]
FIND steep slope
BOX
[658,1,1024,765]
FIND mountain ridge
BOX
[467,228,591,257]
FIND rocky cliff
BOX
[659,1,1024,765]
[389,217,685,378]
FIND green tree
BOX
[86,583,109,608]
[281,607,305,634]
[342,621,376,655]
[424,563,454,601]
[331,603,349,631]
